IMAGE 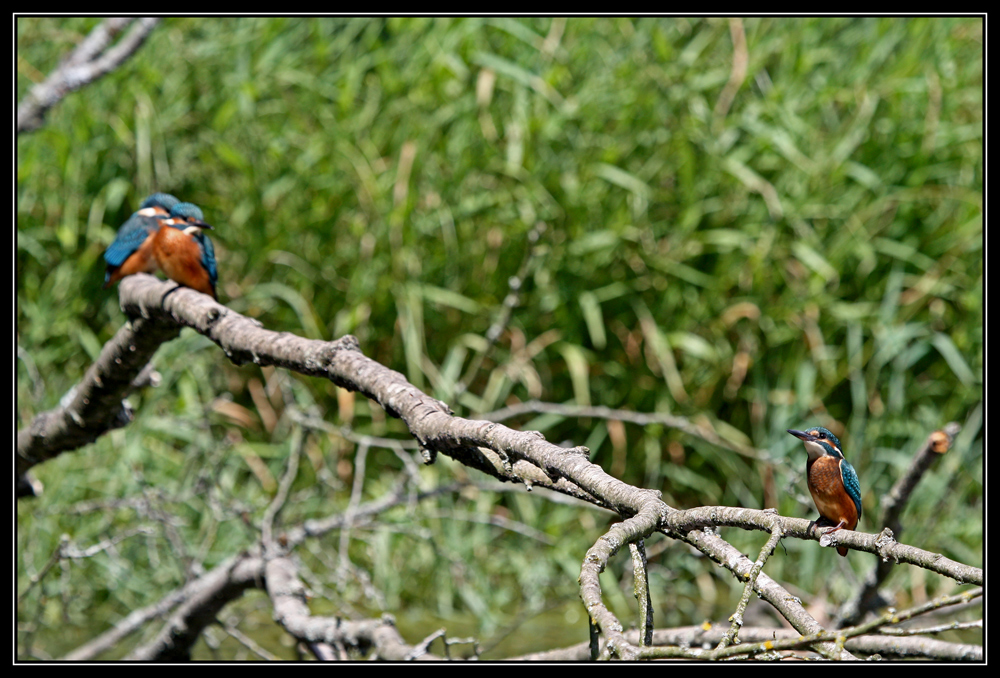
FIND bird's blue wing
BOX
[196,232,218,287]
[104,215,159,267]
[840,459,862,520]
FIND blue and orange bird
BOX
[103,193,180,288]
[151,202,218,299]
[787,426,862,556]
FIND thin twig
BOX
[716,513,784,650]
[454,221,548,397]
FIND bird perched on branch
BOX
[787,426,862,556]
[103,195,218,299]
[152,202,218,299]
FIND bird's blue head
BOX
[787,426,843,460]
[169,202,212,230]
[140,193,180,211]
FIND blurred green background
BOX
[17,17,981,660]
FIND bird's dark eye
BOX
[816,431,825,438]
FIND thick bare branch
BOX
[266,556,440,661]
[17,313,180,496]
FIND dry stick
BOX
[514,622,980,662]
[18,18,160,133]
[18,529,154,606]
[841,422,962,626]
[338,441,370,577]
[261,423,303,554]
[629,540,653,647]
[580,497,665,661]
[637,587,981,661]
[716,513,785,651]
[482,399,763,459]
[17,313,181,496]
[714,587,982,661]
[454,221,547,398]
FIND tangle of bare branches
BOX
[17,274,982,660]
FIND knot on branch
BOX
[875,527,897,561]
[334,334,361,353]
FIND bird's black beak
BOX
[192,220,213,230]
[787,429,815,442]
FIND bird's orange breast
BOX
[807,455,859,530]
[153,226,215,298]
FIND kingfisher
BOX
[787,426,862,556]
[152,202,218,299]
[102,192,180,288]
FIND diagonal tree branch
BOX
[16,312,180,496]
[17,17,160,134]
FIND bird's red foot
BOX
[822,520,848,536]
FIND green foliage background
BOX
[17,18,982,660]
